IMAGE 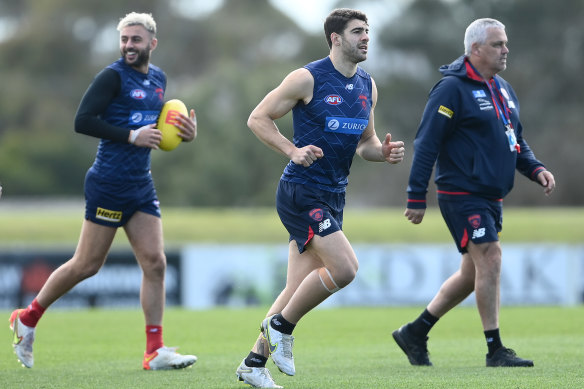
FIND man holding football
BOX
[9,12,197,370]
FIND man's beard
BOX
[343,43,367,64]
[121,48,150,68]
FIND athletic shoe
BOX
[236,359,283,388]
[486,347,534,367]
[261,315,295,376]
[9,309,35,368]
[143,346,197,370]
[392,324,432,366]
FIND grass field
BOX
[0,205,583,247]
[1,306,583,388]
[1,205,582,387]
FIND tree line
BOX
[0,0,581,207]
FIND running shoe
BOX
[9,309,35,368]
[236,359,283,388]
[486,347,534,367]
[143,346,197,370]
[261,315,295,376]
[392,324,432,366]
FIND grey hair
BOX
[117,12,156,35]
[464,18,505,55]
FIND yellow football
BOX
[157,99,187,151]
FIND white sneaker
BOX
[261,315,295,376]
[9,309,35,368]
[236,359,283,388]
[143,346,197,370]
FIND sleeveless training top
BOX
[281,57,372,193]
[89,58,166,182]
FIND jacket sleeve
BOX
[514,120,547,181]
[407,77,459,209]
[506,87,547,181]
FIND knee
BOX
[140,253,167,278]
[321,262,358,291]
[483,250,502,274]
[64,257,102,281]
[337,264,358,288]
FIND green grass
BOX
[0,206,582,247]
[1,306,582,388]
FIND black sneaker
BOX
[392,325,432,366]
[486,347,534,367]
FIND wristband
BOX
[129,128,143,144]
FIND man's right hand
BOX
[404,208,426,224]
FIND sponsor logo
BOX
[437,105,454,119]
[345,83,354,91]
[476,97,493,111]
[265,327,278,353]
[468,214,482,229]
[131,89,147,99]
[131,112,143,123]
[500,88,510,100]
[328,119,340,131]
[129,110,159,125]
[472,90,487,98]
[164,109,182,126]
[144,352,157,363]
[96,207,122,223]
[319,218,331,233]
[472,228,486,239]
[325,117,368,135]
[309,208,324,221]
[324,94,343,105]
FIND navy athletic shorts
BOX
[438,194,502,253]
[276,180,344,254]
[84,169,161,228]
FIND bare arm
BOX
[247,68,323,167]
[356,78,405,163]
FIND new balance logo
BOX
[472,228,486,239]
[319,219,331,233]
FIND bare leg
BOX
[466,241,501,331]
[426,253,475,318]
[36,220,116,308]
[427,241,501,331]
[280,231,358,324]
[250,232,358,356]
[124,212,166,326]
[251,241,322,356]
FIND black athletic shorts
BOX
[276,180,344,254]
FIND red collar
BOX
[464,58,484,82]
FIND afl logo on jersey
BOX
[131,89,147,99]
[324,94,343,105]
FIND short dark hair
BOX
[324,8,368,49]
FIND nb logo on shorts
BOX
[319,219,331,233]
[96,207,122,223]
[472,228,486,239]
